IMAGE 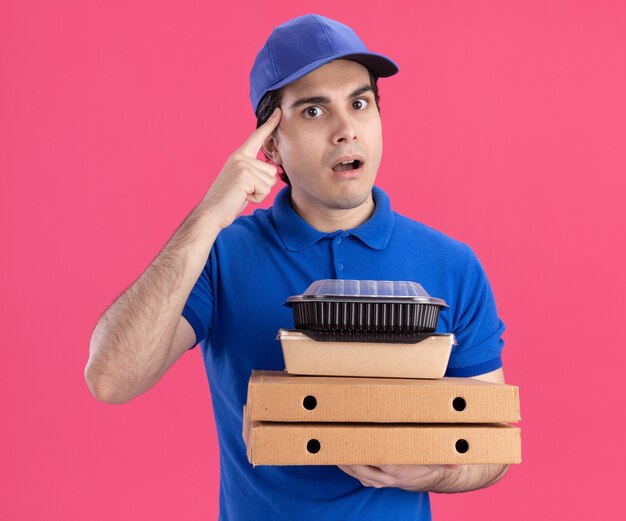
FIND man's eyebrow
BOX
[288,96,330,111]
[349,85,373,98]
[287,84,373,111]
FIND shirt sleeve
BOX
[444,248,506,377]
[181,253,214,348]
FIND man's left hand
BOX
[337,464,459,491]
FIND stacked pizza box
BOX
[243,280,521,466]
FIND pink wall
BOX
[2,1,624,519]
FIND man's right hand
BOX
[202,107,282,231]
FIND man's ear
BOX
[262,133,282,165]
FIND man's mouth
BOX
[332,159,363,172]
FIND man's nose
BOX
[331,112,357,144]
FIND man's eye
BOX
[353,98,369,110]
[304,106,323,118]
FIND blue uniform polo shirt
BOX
[182,185,505,521]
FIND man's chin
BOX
[325,187,374,211]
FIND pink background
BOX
[1,1,624,519]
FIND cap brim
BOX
[267,51,399,93]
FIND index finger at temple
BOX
[240,107,282,157]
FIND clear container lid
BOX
[285,279,448,307]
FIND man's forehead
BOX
[281,59,372,100]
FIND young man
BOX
[85,14,508,520]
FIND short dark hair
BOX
[255,68,381,185]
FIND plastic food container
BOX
[285,280,447,334]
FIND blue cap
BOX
[250,14,399,113]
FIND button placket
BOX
[331,233,345,275]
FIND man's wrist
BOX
[427,465,464,493]
[398,465,459,493]
[193,198,225,234]
[427,464,509,494]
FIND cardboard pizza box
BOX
[245,370,520,423]
[242,406,521,466]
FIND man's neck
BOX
[290,190,376,233]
